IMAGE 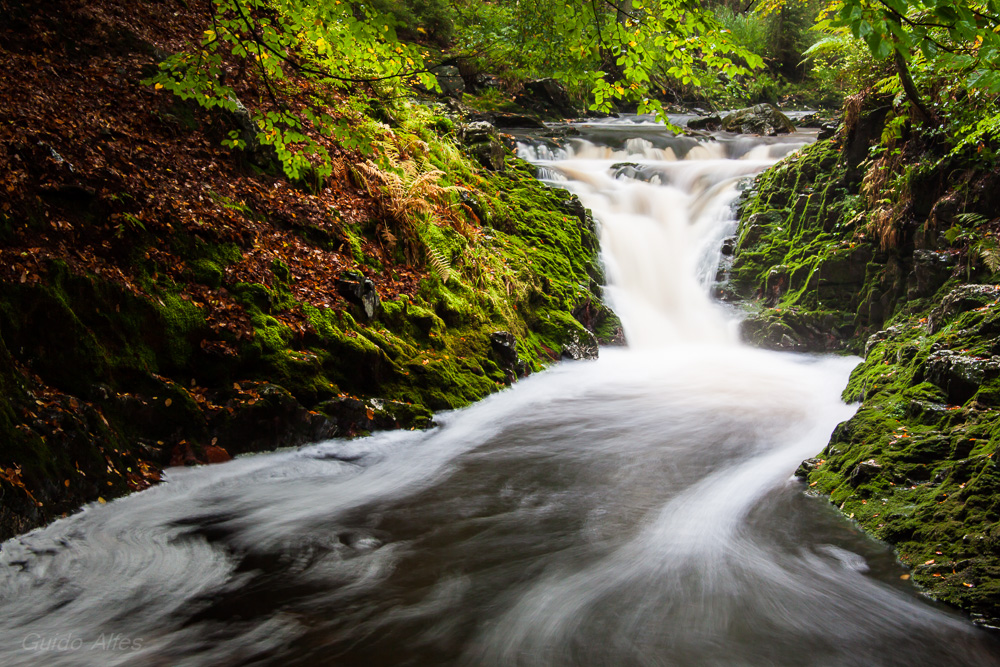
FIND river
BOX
[1,118,998,666]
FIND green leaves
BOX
[144,0,435,181]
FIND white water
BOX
[0,123,997,666]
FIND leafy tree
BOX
[147,0,765,179]
[810,0,1000,121]
[455,0,764,117]
[146,0,441,180]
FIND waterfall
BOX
[518,134,805,346]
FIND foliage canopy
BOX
[146,0,765,179]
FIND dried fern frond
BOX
[378,223,397,252]
[977,236,1000,274]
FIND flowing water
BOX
[2,120,999,666]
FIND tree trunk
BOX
[894,49,934,125]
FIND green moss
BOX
[732,130,1000,623]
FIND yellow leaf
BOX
[154,83,164,90]
[97,497,106,504]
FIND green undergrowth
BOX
[806,291,1000,624]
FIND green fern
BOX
[426,244,452,283]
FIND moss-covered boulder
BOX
[722,104,795,136]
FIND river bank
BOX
[726,95,1000,627]
[0,0,619,540]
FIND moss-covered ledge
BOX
[728,119,1000,627]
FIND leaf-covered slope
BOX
[0,0,618,539]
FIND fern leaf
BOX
[426,244,451,283]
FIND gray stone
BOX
[560,329,599,361]
[927,284,1000,333]
[721,104,796,136]
[924,350,1000,405]
[515,78,578,118]
[849,459,882,486]
[459,121,506,172]
[687,114,722,131]
[433,65,465,97]
[490,331,527,381]
[336,271,380,321]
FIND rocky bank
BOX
[727,98,1000,628]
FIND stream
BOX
[2,118,999,666]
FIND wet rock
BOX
[795,457,824,478]
[737,214,773,250]
[336,271,380,321]
[721,104,795,136]
[687,114,722,131]
[849,459,882,486]
[817,121,840,141]
[316,396,433,436]
[927,284,1000,333]
[541,125,582,139]
[907,250,959,300]
[720,237,736,257]
[466,111,547,129]
[490,331,527,382]
[459,120,497,144]
[211,383,337,456]
[559,195,589,224]
[459,121,506,171]
[844,105,891,183]
[228,96,279,168]
[924,350,1000,405]
[560,329,599,361]
[863,323,910,356]
[740,308,853,353]
[610,162,644,180]
[471,73,503,91]
[765,264,790,305]
[817,246,872,286]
